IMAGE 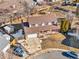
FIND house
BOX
[25,13,62,36]
[0,34,10,53]
[22,13,63,53]
[3,25,14,33]
[11,29,24,39]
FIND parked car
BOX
[71,3,76,6]
[13,46,25,57]
[61,2,70,6]
[62,51,79,59]
[12,43,29,57]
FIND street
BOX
[27,49,69,59]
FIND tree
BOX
[20,0,36,16]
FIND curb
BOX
[27,48,69,59]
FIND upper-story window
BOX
[35,24,39,27]
[48,22,52,25]
[29,24,32,27]
[42,23,45,26]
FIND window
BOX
[42,23,45,26]
[35,24,39,27]
[23,22,29,27]
[48,22,52,25]
[29,24,32,27]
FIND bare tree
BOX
[19,1,29,15]
[20,0,36,15]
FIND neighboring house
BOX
[23,13,61,54]
[3,25,14,34]
[0,34,10,53]
[11,29,24,39]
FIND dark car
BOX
[62,51,79,59]
[61,2,70,6]
[13,46,26,57]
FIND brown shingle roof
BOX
[25,13,64,34]
[25,25,60,34]
[28,13,56,24]
[28,13,65,24]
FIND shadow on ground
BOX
[61,35,79,49]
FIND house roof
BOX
[0,38,9,50]
[25,25,60,34]
[25,12,64,34]
[28,14,55,24]
[28,13,65,24]
[0,35,10,50]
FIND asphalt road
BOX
[30,51,69,59]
